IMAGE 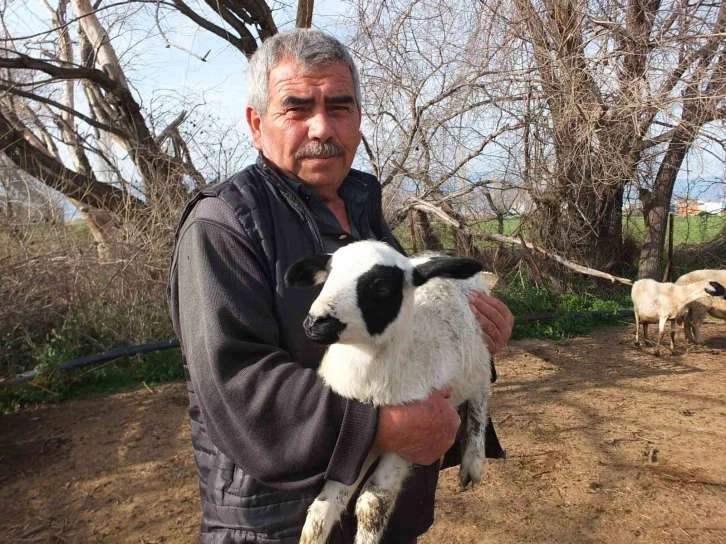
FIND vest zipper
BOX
[258,161,326,253]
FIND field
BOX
[394,214,726,254]
[2,323,725,543]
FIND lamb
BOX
[674,269,726,345]
[631,278,725,356]
[285,240,493,544]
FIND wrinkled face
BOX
[246,60,362,190]
[285,241,484,346]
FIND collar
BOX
[256,152,369,204]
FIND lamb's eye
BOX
[372,279,391,298]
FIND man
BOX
[168,29,514,544]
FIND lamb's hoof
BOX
[634,341,641,348]
[653,351,661,358]
[458,457,483,490]
[459,471,479,490]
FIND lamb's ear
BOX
[706,281,726,298]
[411,257,483,287]
[284,254,332,288]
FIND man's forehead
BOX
[269,60,355,96]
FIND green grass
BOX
[0,349,184,412]
[624,214,725,245]
[496,275,633,341]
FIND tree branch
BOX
[0,111,141,211]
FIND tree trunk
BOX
[638,133,693,279]
[413,209,443,252]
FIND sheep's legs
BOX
[635,314,650,347]
[300,453,377,544]
[683,310,696,344]
[459,390,488,489]
[669,319,677,352]
[654,316,673,356]
[635,312,640,346]
[354,452,411,544]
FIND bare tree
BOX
[502,0,726,275]
[349,0,524,256]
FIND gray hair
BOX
[247,29,361,115]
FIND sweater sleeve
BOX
[176,216,378,489]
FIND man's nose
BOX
[307,112,335,141]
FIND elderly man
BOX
[168,29,513,544]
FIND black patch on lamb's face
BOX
[356,265,405,336]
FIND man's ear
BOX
[284,254,332,288]
[246,106,264,151]
[412,257,483,287]
[706,281,726,298]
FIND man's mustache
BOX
[294,141,345,159]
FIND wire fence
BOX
[2,214,725,389]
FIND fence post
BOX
[662,212,675,282]
[408,210,418,254]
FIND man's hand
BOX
[374,387,460,466]
[469,291,514,355]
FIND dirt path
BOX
[2,324,725,543]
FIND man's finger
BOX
[470,292,513,339]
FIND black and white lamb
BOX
[285,240,493,544]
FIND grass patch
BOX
[624,214,726,245]
[497,277,633,341]
[0,349,184,412]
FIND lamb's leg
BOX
[354,452,411,544]
[635,312,641,347]
[693,318,703,345]
[643,322,649,344]
[301,453,377,544]
[684,309,695,344]
[669,318,677,353]
[654,316,667,357]
[460,390,489,489]
[692,308,706,345]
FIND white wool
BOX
[631,278,721,354]
[674,269,726,344]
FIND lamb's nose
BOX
[303,314,333,330]
[303,314,346,344]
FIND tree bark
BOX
[638,130,693,279]
[412,209,443,252]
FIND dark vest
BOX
[168,158,434,543]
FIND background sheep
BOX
[285,241,492,544]
[631,279,724,356]
[674,269,726,345]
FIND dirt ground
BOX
[2,324,725,544]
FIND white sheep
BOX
[285,241,492,544]
[631,278,724,356]
[674,269,726,345]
